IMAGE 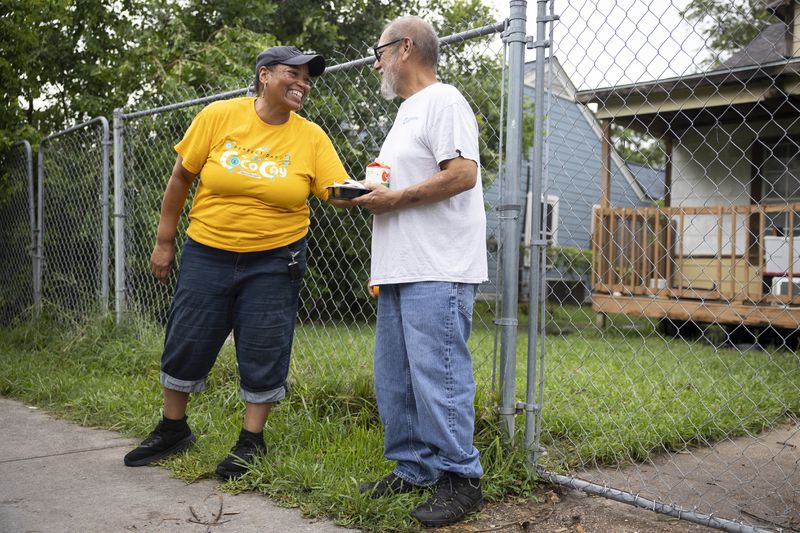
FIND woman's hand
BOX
[150,241,176,284]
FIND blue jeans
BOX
[160,237,306,403]
[374,281,483,485]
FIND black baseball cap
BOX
[255,46,326,81]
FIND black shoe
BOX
[215,429,266,480]
[411,472,483,527]
[124,417,195,466]
[359,473,422,499]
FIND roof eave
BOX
[575,58,800,105]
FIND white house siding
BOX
[672,118,800,256]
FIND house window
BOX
[763,139,800,201]
[762,138,800,235]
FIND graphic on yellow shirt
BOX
[219,141,293,180]
[175,97,349,253]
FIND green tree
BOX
[0,0,144,194]
[0,0,143,137]
[680,0,778,66]
[1,0,500,146]
[611,125,666,169]
[127,0,422,104]
[2,0,505,322]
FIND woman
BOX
[124,46,351,479]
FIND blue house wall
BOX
[481,65,652,296]
[485,92,651,246]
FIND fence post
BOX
[35,142,45,318]
[113,108,125,324]
[497,0,528,439]
[100,117,111,312]
[13,141,37,318]
[524,0,555,463]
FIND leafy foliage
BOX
[2,0,506,322]
[546,245,591,279]
[0,0,499,167]
[680,0,779,67]
[0,0,141,140]
[611,125,666,169]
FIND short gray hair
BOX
[383,16,439,68]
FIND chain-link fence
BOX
[38,118,111,319]
[114,22,509,394]
[6,1,800,531]
[532,0,800,531]
[0,141,35,325]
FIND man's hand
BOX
[351,156,477,215]
[351,185,401,215]
[150,241,176,284]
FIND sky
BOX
[487,0,712,90]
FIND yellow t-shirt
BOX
[175,97,349,252]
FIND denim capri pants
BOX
[160,236,306,404]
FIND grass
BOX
[538,329,800,469]
[0,311,533,533]
[1,305,798,531]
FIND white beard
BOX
[380,58,398,100]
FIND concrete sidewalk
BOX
[0,397,354,532]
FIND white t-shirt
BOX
[370,82,488,285]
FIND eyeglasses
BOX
[373,38,405,63]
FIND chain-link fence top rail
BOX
[119,21,507,387]
[533,0,800,531]
[39,118,110,321]
[0,141,35,325]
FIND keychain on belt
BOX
[288,250,302,281]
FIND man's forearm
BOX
[397,167,475,207]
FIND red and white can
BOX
[365,161,391,188]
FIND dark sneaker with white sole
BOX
[124,416,195,466]
[359,472,423,499]
[215,429,266,479]
[411,472,483,527]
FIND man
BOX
[351,15,488,528]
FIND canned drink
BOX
[367,280,379,298]
[365,161,391,188]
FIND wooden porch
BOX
[591,203,800,329]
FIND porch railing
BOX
[592,203,800,305]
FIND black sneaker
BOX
[359,472,422,499]
[215,429,266,479]
[410,472,483,527]
[124,417,195,467]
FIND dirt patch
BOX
[435,419,800,533]
[433,486,714,533]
